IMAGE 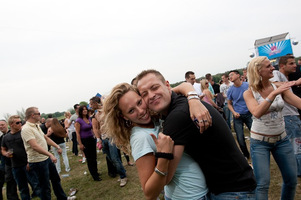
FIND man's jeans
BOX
[12,165,41,200]
[29,158,51,200]
[233,112,252,158]
[251,136,297,200]
[223,103,232,130]
[284,115,301,176]
[210,190,255,200]
[102,138,127,179]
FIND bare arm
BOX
[227,99,239,118]
[64,119,70,129]
[282,89,301,110]
[92,118,101,139]
[27,139,57,163]
[75,122,84,150]
[204,90,218,108]
[135,133,174,200]
[46,127,53,137]
[172,82,212,132]
[243,82,293,118]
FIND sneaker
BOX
[67,196,76,200]
[120,178,127,187]
[82,157,86,164]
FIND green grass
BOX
[2,137,301,199]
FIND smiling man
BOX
[136,69,256,200]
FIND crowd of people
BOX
[0,55,301,200]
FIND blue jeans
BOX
[233,112,252,158]
[251,136,297,200]
[284,115,301,176]
[12,165,40,200]
[102,138,126,179]
[29,158,51,200]
[210,190,255,200]
[165,193,210,200]
[223,103,232,129]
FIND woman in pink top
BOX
[200,79,219,109]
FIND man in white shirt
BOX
[271,55,301,177]
[220,73,233,129]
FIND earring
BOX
[125,120,132,127]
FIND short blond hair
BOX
[8,115,20,126]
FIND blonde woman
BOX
[200,79,219,109]
[243,56,299,199]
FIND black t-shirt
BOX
[50,133,65,144]
[162,92,256,194]
[1,131,27,168]
[289,65,301,98]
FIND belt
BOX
[251,132,286,143]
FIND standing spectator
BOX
[1,115,40,200]
[64,111,72,142]
[75,106,101,181]
[244,56,298,199]
[47,118,70,174]
[271,54,301,177]
[227,70,252,159]
[220,73,234,129]
[21,107,67,200]
[69,104,79,156]
[205,73,215,96]
[200,79,219,109]
[0,120,19,200]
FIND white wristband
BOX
[154,167,168,176]
[187,96,200,101]
[265,97,273,103]
[97,138,101,142]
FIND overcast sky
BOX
[1,0,301,118]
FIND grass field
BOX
[3,136,301,200]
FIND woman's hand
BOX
[79,143,85,151]
[273,81,295,96]
[188,99,212,133]
[150,133,174,153]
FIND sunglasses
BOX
[15,121,22,125]
[34,112,41,116]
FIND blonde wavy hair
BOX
[247,56,268,92]
[101,83,138,154]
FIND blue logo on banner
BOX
[257,39,293,59]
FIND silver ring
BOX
[203,120,208,122]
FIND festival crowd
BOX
[0,55,301,200]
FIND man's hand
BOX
[233,112,240,119]
[188,99,212,133]
[50,154,57,163]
